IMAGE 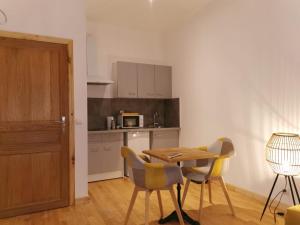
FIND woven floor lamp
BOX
[261,133,300,220]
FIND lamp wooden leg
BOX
[208,180,213,204]
[218,176,235,216]
[145,190,152,225]
[157,190,164,218]
[198,181,205,221]
[182,179,190,207]
[124,186,138,225]
[169,187,185,225]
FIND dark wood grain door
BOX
[0,37,70,218]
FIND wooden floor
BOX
[0,178,284,225]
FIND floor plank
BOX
[0,178,285,225]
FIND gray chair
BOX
[181,137,236,221]
[121,146,185,225]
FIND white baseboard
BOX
[88,171,124,182]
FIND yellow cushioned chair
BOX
[181,137,236,221]
[121,146,185,225]
[286,205,300,225]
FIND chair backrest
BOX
[207,137,234,177]
[121,146,183,189]
[208,137,234,157]
[121,146,146,188]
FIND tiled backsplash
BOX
[88,98,180,131]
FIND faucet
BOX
[153,112,160,128]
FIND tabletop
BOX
[142,147,219,163]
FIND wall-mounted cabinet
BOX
[116,61,172,99]
[155,66,172,98]
[116,62,138,98]
[138,64,156,98]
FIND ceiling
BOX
[86,0,213,32]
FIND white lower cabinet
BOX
[151,130,180,163]
[88,129,180,181]
[88,133,123,182]
[124,131,150,175]
[128,131,150,153]
[151,130,179,149]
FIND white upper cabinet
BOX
[155,65,172,99]
[117,62,172,99]
[137,64,156,98]
[117,62,138,98]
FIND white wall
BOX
[87,21,166,98]
[165,0,300,202]
[1,0,88,198]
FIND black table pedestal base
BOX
[158,210,200,225]
[159,162,200,225]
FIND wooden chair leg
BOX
[145,190,152,225]
[182,179,190,207]
[208,180,213,204]
[198,181,205,221]
[169,187,185,225]
[124,186,138,225]
[157,190,164,218]
[218,176,236,216]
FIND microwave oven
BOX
[118,114,144,128]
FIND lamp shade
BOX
[266,133,300,176]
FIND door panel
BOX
[137,64,155,98]
[0,37,70,218]
[117,62,138,98]
[155,65,172,98]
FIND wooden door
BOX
[117,62,138,98]
[137,63,156,98]
[155,65,172,98]
[0,36,71,218]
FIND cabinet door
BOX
[124,132,150,176]
[128,132,150,153]
[151,130,179,149]
[155,65,172,98]
[151,130,179,163]
[117,62,138,98]
[138,64,156,98]
[88,133,123,182]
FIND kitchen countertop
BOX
[88,127,181,134]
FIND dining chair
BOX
[181,137,236,221]
[121,146,185,225]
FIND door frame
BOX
[0,30,75,205]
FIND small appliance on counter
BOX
[118,112,144,129]
[106,116,116,130]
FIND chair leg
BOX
[157,190,164,218]
[169,187,185,225]
[198,181,205,222]
[124,186,138,225]
[218,176,236,216]
[182,179,190,207]
[145,190,152,225]
[208,180,213,204]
